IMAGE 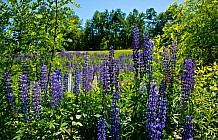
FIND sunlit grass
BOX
[69,49,132,58]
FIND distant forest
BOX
[1,0,217,64]
[65,6,177,51]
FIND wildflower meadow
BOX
[0,0,218,140]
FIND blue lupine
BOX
[162,46,171,84]
[82,54,88,92]
[40,65,48,90]
[155,82,167,139]
[146,82,167,140]
[17,55,25,61]
[103,62,110,93]
[49,71,61,108]
[3,73,17,116]
[23,64,30,90]
[56,70,63,104]
[49,72,56,108]
[67,52,73,61]
[40,65,48,102]
[182,115,194,140]
[110,92,120,140]
[108,46,115,90]
[139,51,145,79]
[97,115,106,140]
[63,73,68,92]
[59,51,65,58]
[170,39,178,83]
[23,64,29,75]
[18,74,30,121]
[181,58,195,108]
[109,46,114,61]
[86,66,93,92]
[110,62,120,140]
[73,69,80,95]
[143,34,154,79]
[146,83,158,139]
[32,82,41,120]
[114,63,120,140]
[132,26,140,80]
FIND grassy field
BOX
[69,49,132,58]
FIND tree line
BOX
[0,0,217,65]
[65,6,178,51]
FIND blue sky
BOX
[70,0,184,22]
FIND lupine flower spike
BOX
[146,83,158,139]
[73,69,80,95]
[181,58,195,109]
[3,73,17,117]
[182,115,194,140]
[97,114,106,140]
[110,62,120,140]
[32,82,41,120]
[19,74,30,121]
[40,65,48,102]
[143,34,154,80]
[132,26,140,81]
[49,71,63,109]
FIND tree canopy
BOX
[0,0,217,64]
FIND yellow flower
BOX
[121,83,125,87]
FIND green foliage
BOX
[160,0,218,65]
[191,61,218,139]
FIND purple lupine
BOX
[32,82,41,120]
[49,71,60,109]
[155,82,167,139]
[132,26,140,81]
[182,115,194,140]
[17,55,26,61]
[103,62,110,92]
[23,64,30,90]
[3,73,17,116]
[110,93,120,140]
[146,83,158,139]
[100,61,110,113]
[170,39,178,84]
[146,81,168,140]
[110,62,120,140]
[59,51,66,58]
[82,54,88,92]
[67,52,73,61]
[139,51,145,79]
[143,34,154,80]
[40,65,48,102]
[97,115,106,140]
[18,74,30,121]
[86,66,92,92]
[56,70,63,104]
[108,46,115,91]
[181,58,195,108]
[73,69,80,95]
[97,60,110,140]
[114,63,120,140]
[162,46,171,84]
[63,73,68,92]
